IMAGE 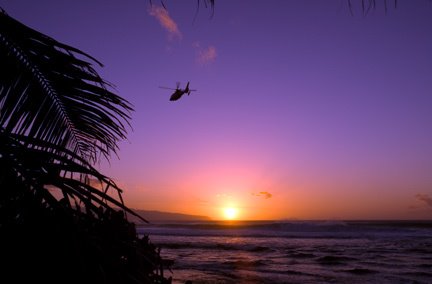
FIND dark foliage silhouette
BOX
[0,9,170,284]
[2,0,409,283]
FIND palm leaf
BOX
[0,8,173,283]
[0,10,132,163]
[0,130,147,223]
[0,134,172,284]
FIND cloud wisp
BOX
[253,191,273,199]
[416,193,432,208]
[193,42,217,64]
[148,5,182,40]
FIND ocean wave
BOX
[156,241,273,253]
[316,255,358,265]
[343,268,378,275]
[137,220,432,239]
[223,259,265,268]
[147,222,432,284]
[289,252,316,258]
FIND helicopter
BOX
[159,81,196,101]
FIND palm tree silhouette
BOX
[0,9,170,284]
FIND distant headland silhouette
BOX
[128,209,211,223]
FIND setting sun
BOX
[223,207,238,220]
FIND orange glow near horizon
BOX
[116,170,432,221]
[223,207,238,220]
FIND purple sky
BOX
[2,0,432,219]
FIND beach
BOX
[138,221,432,284]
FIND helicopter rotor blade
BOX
[176,82,181,88]
[159,86,177,90]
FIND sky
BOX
[2,0,432,220]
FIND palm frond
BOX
[0,10,132,163]
[0,130,147,223]
[347,0,398,15]
[0,133,173,284]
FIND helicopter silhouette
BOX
[159,82,196,101]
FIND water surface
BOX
[138,220,432,283]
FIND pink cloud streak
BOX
[193,43,217,64]
[148,5,182,40]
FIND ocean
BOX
[137,220,432,284]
